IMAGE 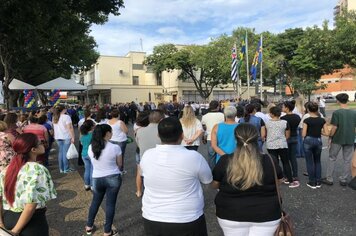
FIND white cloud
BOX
[157,27,184,36]
[91,0,337,55]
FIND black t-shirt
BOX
[281,114,301,137]
[304,117,326,138]
[213,154,283,222]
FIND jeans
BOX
[56,139,71,172]
[268,148,293,182]
[87,174,122,234]
[326,143,354,182]
[110,141,126,171]
[287,136,298,179]
[296,128,305,157]
[82,156,93,186]
[207,140,216,170]
[303,136,322,184]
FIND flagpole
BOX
[245,31,250,99]
[235,41,240,98]
[260,34,263,101]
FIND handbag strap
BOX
[266,154,284,214]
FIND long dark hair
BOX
[91,124,112,160]
[5,133,39,206]
[80,120,96,135]
[243,104,255,123]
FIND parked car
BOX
[323,95,337,103]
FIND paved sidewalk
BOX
[46,125,356,236]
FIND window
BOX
[89,72,95,85]
[132,64,144,70]
[133,76,139,85]
[157,75,162,85]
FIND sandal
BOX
[104,229,119,236]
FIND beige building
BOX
[79,51,258,105]
[334,0,356,20]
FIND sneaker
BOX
[316,182,322,188]
[84,185,91,191]
[63,169,73,174]
[283,179,290,185]
[306,182,317,189]
[289,181,300,188]
[340,181,348,187]
[320,178,333,186]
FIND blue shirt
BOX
[216,123,239,163]
[80,133,93,157]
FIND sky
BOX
[90,0,337,56]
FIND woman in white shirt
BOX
[180,106,204,151]
[107,109,128,172]
[86,124,122,236]
[52,105,75,173]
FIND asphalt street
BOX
[46,109,356,236]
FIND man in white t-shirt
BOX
[140,117,212,236]
[317,97,326,117]
[201,100,224,169]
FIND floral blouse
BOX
[0,162,57,212]
[0,132,16,172]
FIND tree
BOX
[0,0,124,108]
[334,11,356,67]
[146,35,234,99]
[290,22,343,98]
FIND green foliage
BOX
[146,35,234,99]
[0,0,124,107]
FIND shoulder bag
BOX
[267,154,295,236]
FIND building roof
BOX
[36,77,87,91]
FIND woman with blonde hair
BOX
[180,106,204,151]
[212,123,283,236]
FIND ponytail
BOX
[4,133,38,206]
[243,104,255,123]
[91,124,112,160]
[4,155,27,206]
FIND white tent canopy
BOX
[9,79,36,90]
[36,77,87,91]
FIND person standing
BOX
[52,105,75,173]
[302,102,329,189]
[281,101,301,185]
[107,109,128,173]
[322,93,356,186]
[140,117,212,236]
[239,104,266,151]
[317,97,326,117]
[135,110,164,197]
[211,106,239,163]
[201,100,224,169]
[212,123,282,236]
[0,133,56,236]
[180,106,204,151]
[266,106,297,188]
[85,124,122,236]
[80,120,96,191]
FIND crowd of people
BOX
[0,93,354,235]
